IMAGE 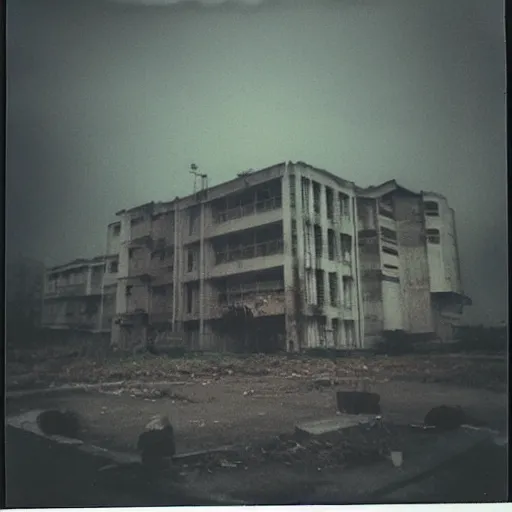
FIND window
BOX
[380,227,397,244]
[313,182,321,214]
[382,246,398,256]
[326,187,334,220]
[327,229,336,260]
[340,234,352,262]
[343,276,353,308]
[291,220,297,257]
[189,206,200,235]
[424,201,439,216]
[186,284,194,313]
[128,248,135,259]
[152,286,167,297]
[125,285,133,297]
[316,269,325,306]
[384,264,399,270]
[314,225,323,258]
[339,192,350,218]
[290,178,296,209]
[301,178,310,213]
[130,216,143,226]
[427,228,440,244]
[109,261,118,273]
[187,250,194,272]
[113,224,121,236]
[329,272,339,306]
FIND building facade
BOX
[42,161,471,350]
[42,255,118,332]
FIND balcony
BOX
[210,239,284,279]
[214,196,282,224]
[44,283,87,298]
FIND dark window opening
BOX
[113,224,121,236]
[380,227,397,243]
[125,285,133,297]
[424,201,439,217]
[313,181,321,214]
[109,261,118,273]
[427,228,440,244]
[340,234,352,262]
[326,187,334,220]
[339,192,350,218]
[315,269,325,306]
[314,225,323,258]
[327,229,336,260]
[384,264,399,270]
[186,285,194,314]
[187,251,194,272]
[382,246,398,256]
[329,272,339,306]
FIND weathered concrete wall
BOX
[357,197,383,343]
[290,162,360,350]
[106,222,121,256]
[423,192,463,295]
[395,193,433,333]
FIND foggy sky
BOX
[6,0,506,324]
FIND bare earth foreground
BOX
[5,349,509,505]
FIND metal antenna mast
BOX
[189,163,208,347]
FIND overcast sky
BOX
[6,0,506,324]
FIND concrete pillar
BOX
[294,170,306,349]
[85,266,93,295]
[282,163,299,352]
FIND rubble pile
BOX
[6,347,506,393]
[178,422,416,473]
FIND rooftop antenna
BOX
[190,163,208,197]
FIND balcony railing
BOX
[44,283,86,298]
[215,239,283,265]
[214,196,282,224]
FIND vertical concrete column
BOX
[319,184,330,312]
[111,214,131,347]
[352,194,364,348]
[294,170,306,350]
[282,163,299,352]
[85,266,93,295]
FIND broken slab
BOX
[295,415,375,438]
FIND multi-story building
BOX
[41,161,471,350]
[42,255,118,332]
[356,180,471,344]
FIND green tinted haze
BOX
[6,0,506,324]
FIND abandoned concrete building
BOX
[42,255,118,332]
[42,161,471,351]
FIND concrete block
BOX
[295,415,375,438]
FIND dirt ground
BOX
[6,375,508,456]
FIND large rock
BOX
[424,405,467,431]
[36,409,82,439]
[336,391,381,415]
[137,415,176,469]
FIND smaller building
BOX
[42,255,118,333]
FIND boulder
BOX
[336,391,381,415]
[137,415,176,469]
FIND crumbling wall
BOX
[126,284,148,313]
[357,198,383,341]
[395,194,433,333]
